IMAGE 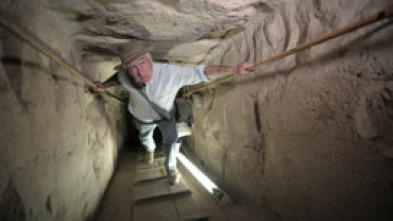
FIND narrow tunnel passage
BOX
[1,1,393,221]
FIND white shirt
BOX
[118,62,209,122]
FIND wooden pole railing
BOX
[184,4,393,98]
[0,15,125,103]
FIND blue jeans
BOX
[134,108,181,171]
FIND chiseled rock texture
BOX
[187,1,393,221]
[0,1,127,221]
[0,0,392,221]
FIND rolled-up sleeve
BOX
[195,65,209,83]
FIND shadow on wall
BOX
[0,181,26,221]
[1,56,83,86]
[122,104,143,151]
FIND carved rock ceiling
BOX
[49,0,281,58]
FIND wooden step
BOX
[174,195,209,221]
[137,151,165,161]
[133,192,208,221]
[135,167,167,183]
[136,157,165,170]
[134,179,191,205]
[133,198,179,221]
[133,152,209,221]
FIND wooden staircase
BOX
[132,153,209,221]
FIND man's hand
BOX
[234,62,254,76]
[92,74,120,91]
[93,81,107,92]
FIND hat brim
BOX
[122,45,154,65]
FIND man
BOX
[94,40,253,185]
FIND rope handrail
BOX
[184,4,393,98]
[1,4,392,101]
[0,15,125,103]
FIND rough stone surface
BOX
[187,1,393,221]
[1,0,393,221]
[47,0,280,59]
[0,1,127,221]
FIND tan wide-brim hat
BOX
[117,40,154,66]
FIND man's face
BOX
[127,54,153,83]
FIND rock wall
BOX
[183,0,393,220]
[0,1,127,221]
[1,0,392,221]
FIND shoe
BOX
[145,152,154,164]
[167,169,181,185]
